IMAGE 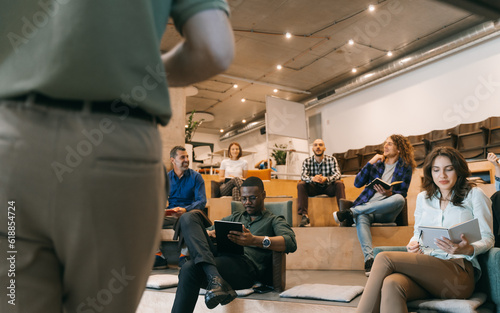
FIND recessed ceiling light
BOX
[285,32,292,39]
[368,5,375,11]
[387,51,393,57]
[273,89,278,93]
[185,124,188,128]
[242,119,246,123]
[241,98,246,102]
[276,64,282,70]
[220,129,224,133]
[233,84,238,88]
[348,39,354,45]
[352,68,357,73]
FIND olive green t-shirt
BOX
[0,0,229,125]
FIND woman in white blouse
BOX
[219,142,248,200]
[357,146,494,313]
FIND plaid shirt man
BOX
[300,155,341,185]
[352,158,413,207]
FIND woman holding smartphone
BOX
[219,142,248,200]
[357,146,494,313]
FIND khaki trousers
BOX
[0,100,165,313]
[357,251,475,313]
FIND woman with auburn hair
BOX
[357,146,494,313]
[219,142,248,200]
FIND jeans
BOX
[352,194,405,261]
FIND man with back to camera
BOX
[334,134,415,276]
[297,139,346,227]
[0,1,234,312]
[154,145,207,269]
[171,177,297,312]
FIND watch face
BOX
[263,238,271,248]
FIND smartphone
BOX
[253,285,274,293]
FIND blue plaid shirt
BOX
[352,158,413,207]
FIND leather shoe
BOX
[205,275,237,309]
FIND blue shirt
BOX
[167,169,206,211]
[352,158,413,207]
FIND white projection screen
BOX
[266,96,308,140]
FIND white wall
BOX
[311,35,500,153]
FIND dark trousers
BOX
[171,211,257,313]
[297,180,345,215]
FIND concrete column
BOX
[158,87,186,172]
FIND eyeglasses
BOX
[240,193,262,203]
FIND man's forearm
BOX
[162,9,234,87]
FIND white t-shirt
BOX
[220,159,248,178]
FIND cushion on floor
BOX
[146,274,178,289]
[279,284,364,302]
[407,292,487,313]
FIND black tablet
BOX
[214,221,244,255]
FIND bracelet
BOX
[495,176,500,182]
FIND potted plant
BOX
[271,143,288,165]
[272,144,289,179]
[185,110,204,143]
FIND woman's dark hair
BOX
[227,142,242,159]
[390,134,416,170]
[422,146,474,206]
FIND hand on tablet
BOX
[227,226,254,246]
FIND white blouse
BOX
[220,159,248,178]
[409,187,494,279]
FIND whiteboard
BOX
[266,96,308,139]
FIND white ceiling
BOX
[160,0,494,134]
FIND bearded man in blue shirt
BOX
[155,146,207,269]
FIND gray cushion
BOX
[279,284,364,302]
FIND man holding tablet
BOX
[171,177,297,312]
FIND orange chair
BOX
[247,169,272,180]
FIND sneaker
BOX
[364,258,374,277]
[153,255,168,270]
[299,215,310,227]
[333,210,354,226]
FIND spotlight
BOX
[285,32,292,39]
[276,64,282,70]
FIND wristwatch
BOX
[262,236,271,249]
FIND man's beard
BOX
[314,151,324,157]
